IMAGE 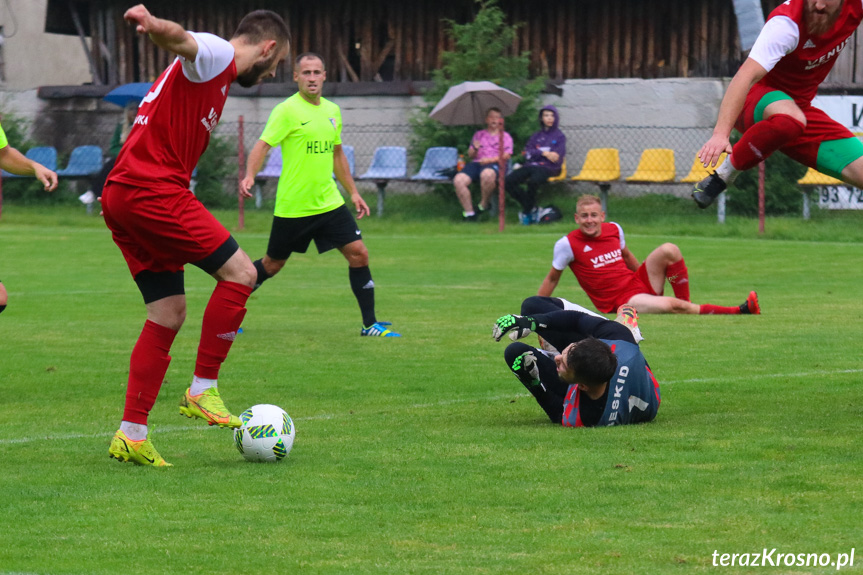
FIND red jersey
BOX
[563,222,635,313]
[108,33,237,190]
[760,0,863,104]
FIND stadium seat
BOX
[546,158,567,182]
[342,144,356,177]
[570,148,620,183]
[410,146,458,181]
[625,148,676,182]
[680,152,727,183]
[1,146,58,178]
[797,167,842,186]
[258,146,282,178]
[55,145,103,177]
[359,146,408,180]
[358,146,408,217]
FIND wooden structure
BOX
[44,0,863,89]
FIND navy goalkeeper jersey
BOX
[560,339,660,427]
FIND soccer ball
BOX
[233,404,295,462]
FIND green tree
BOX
[409,0,546,167]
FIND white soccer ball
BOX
[233,404,295,462]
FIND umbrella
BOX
[430,81,522,230]
[103,82,153,107]
[429,81,521,125]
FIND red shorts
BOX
[738,83,856,168]
[102,181,230,278]
[612,263,658,310]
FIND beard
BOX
[806,3,841,37]
[237,52,279,88]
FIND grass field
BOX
[1,198,862,574]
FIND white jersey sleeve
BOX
[748,16,799,72]
[551,236,575,271]
[612,222,626,250]
[181,32,235,83]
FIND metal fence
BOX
[7,118,863,219]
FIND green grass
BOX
[1,201,862,574]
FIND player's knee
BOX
[504,342,533,367]
[263,257,286,277]
[658,242,682,260]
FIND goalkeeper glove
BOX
[511,351,541,386]
[492,314,541,342]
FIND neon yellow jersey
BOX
[0,122,8,150]
[260,93,345,217]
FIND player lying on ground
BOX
[539,194,760,315]
[493,296,660,427]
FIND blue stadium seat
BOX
[258,146,282,178]
[359,146,407,180]
[342,144,355,176]
[56,146,103,177]
[411,147,458,181]
[1,146,58,178]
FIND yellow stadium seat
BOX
[680,153,727,183]
[570,148,620,182]
[547,159,567,182]
[625,148,676,182]
[797,167,842,186]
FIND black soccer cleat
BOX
[691,173,727,209]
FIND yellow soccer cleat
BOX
[179,387,241,428]
[614,304,644,343]
[109,430,172,467]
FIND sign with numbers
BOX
[817,186,863,210]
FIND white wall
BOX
[0,0,91,90]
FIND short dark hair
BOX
[486,107,502,116]
[565,337,617,388]
[233,10,291,47]
[295,52,326,70]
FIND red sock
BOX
[699,304,741,315]
[731,115,805,171]
[666,259,690,301]
[194,281,252,380]
[123,320,177,425]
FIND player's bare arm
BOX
[0,146,58,191]
[240,140,272,198]
[334,144,369,219]
[699,58,768,168]
[622,246,640,272]
[537,267,563,297]
[124,4,198,61]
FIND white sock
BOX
[120,421,148,441]
[716,156,740,185]
[190,376,217,396]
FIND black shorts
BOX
[266,204,363,260]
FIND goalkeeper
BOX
[492,297,660,427]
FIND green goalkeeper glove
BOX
[511,351,541,386]
[493,314,540,342]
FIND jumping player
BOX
[538,194,760,315]
[492,296,660,427]
[102,5,290,467]
[693,0,863,208]
[240,53,400,337]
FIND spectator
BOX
[453,107,513,221]
[505,105,566,225]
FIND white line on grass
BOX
[2,368,860,446]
